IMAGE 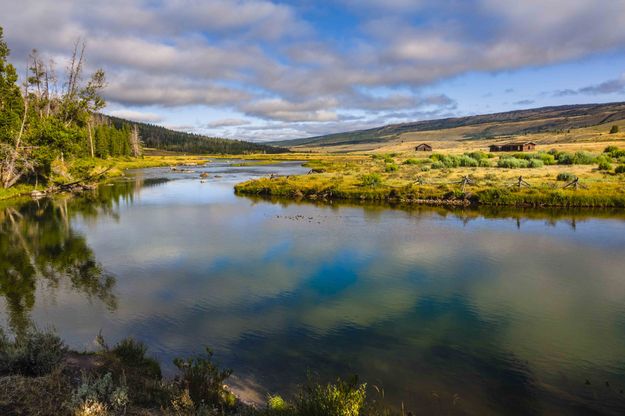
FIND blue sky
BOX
[2,0,625,141]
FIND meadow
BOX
[235,143,625,208]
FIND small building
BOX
[416,143,433,152]
[489,142,536,152]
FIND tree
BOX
[610,125,619,134]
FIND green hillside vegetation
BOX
[107,116,289,155]
[271,102,625,149]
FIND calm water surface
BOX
[2,160,625,415]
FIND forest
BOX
[107,116,289,155]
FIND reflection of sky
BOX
[3,165,625,414]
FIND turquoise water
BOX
[2,160,625,415]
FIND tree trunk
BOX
[87,119,94,158]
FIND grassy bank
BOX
[235,148,625,208]
[0,327,407,416]
[0,155,210,201]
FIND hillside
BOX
[106,116,289,155]
[270,102,625,152]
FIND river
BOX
[1,160,625,415]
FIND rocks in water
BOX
[199,172,209,178]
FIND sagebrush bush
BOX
[557,172,576,181]
[459,155,478,167]
[71,372,129,415]
[528,159,544,168]
[616,165,625,174]
[498,157,528,168]
[112,338,161,380]
[360,173,382,187]
[173,348,235,411]
[598,161,612,171]
[0,328,66,376]
[384,163,398,172]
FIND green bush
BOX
[173,348,235,411]
[0,328,67,376]
[528,159,544,168]
[616,165,625,174]
[604,145,619,154]
[497,157,529,168]
[70,372,129,414]
[384,163,398,172]
[478,159,492,167]
[402,158,427,165]
[557,172,577,181]
[360,173,382,187]
[295,378,366,416]
[598,161,612,171]
[465,151,488,161]
[572,151,597,165]
[459,155,479,167]
[112,338,161,380]
[610,125,619,134]
[430,161,445,169]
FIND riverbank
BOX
[235,149,625,208]
[0,155,210,201]
[0,328,397,416]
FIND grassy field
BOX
[235,144,625,208]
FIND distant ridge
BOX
[270,102,625,148]
[106,116,289,154]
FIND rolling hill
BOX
[270,102,625,152]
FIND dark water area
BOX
[2,160,625,415]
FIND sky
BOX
[2,0,625,142]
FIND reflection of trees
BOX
[0,198,117,336]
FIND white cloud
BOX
[106,110,164,123]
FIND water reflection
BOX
[1,163,625,415]
[0,200,116,336]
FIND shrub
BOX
[497,157,528,168]
[598,161,612,171]
[528,159,544,168]
[71,372,129,415]
[556,152,574,165]
[465,151,488,161]
[572,151,596,165]
[295,378,366,416]
[616,165,625,174]
[430,161,445,169]
[111,338,161,380]
[604,145,619,154]
[384,163,398,172]
[360,173,382,187]
[557,172,577,181]
[610,125,619,134]
[402,158,427,165]
[459,155,479,167]
[0,328,67,376]
[478,159,492,167]
[173,348,235,411]
[268,395,289,411]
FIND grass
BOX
[235,148,625,208]
[0,327,412,415]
